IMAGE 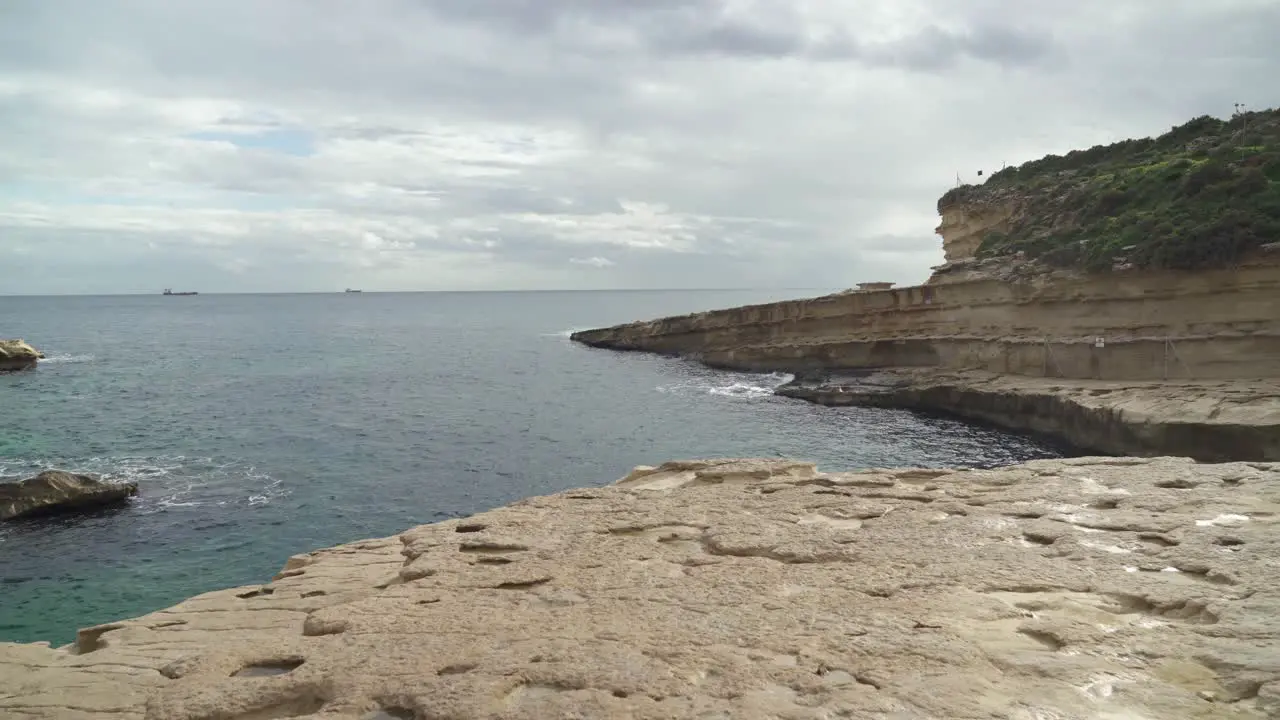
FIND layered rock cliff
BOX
[571,251,1280,380]
[3,457,1279,719]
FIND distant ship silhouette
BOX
[162,289,198,296]
[344,288,363,293]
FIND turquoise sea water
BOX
[0,291,1069,644]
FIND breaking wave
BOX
[541,327,592,338]
[657,371,793,400]
[38,353,95,364]
[0,455,287,514]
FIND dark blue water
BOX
[0,291,1067,644]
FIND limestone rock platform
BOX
[2,457,1278,719]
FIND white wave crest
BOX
[657,372,792,400]
[0,455,287,513]
[39,353,95,364]
[541,327,592,338]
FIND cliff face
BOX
[4,457,1279,719]
[572,253,1280,381]
[934,197,1014,264]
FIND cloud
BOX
[570,256,616,268]
[0,0,1277,293]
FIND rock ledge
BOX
[1,457,1278,719]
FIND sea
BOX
[0,290,1070,645]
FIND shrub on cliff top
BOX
[950,108,1280,272]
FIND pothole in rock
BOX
[795,514,862,531]
[1137,533,1179,547]
[459,540,529,554]
[366,709,415,720]
[1018,628,1066,651]
[233,658,305,677]
[233,694,326,718]
[455,523,487,533]
[475,556,515,565]
[1155,478,1200,489]
[1104,594,1219,624]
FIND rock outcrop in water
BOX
[0,470,139,521]
[0,338,43,371]
[2,457,1278,719]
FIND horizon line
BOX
[0,287,840,298]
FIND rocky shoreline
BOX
[775,370,1280,462]
[2,457,1278,719]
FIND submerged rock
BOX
[0,338,43,371]
[0,470,138,521]
[1,456,1278,718]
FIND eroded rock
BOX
[0,470,138,521]
[1,457,1278,719]
[0,338,42,371]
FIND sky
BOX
[1,0,1277,294]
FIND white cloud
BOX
[0,0,1277,293]
[570,256,615,268]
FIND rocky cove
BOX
[4,112,1279,720]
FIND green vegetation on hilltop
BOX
[941,108,1280,272]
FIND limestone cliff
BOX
[934,191,1015,265]
[571,253,1280,381]
[3,457,1279,719]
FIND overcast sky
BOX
[1,0,1276,294]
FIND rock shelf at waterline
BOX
[1,456,1278,719]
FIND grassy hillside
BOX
[940,108,1280,272]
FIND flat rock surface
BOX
[2,457,1278,719]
